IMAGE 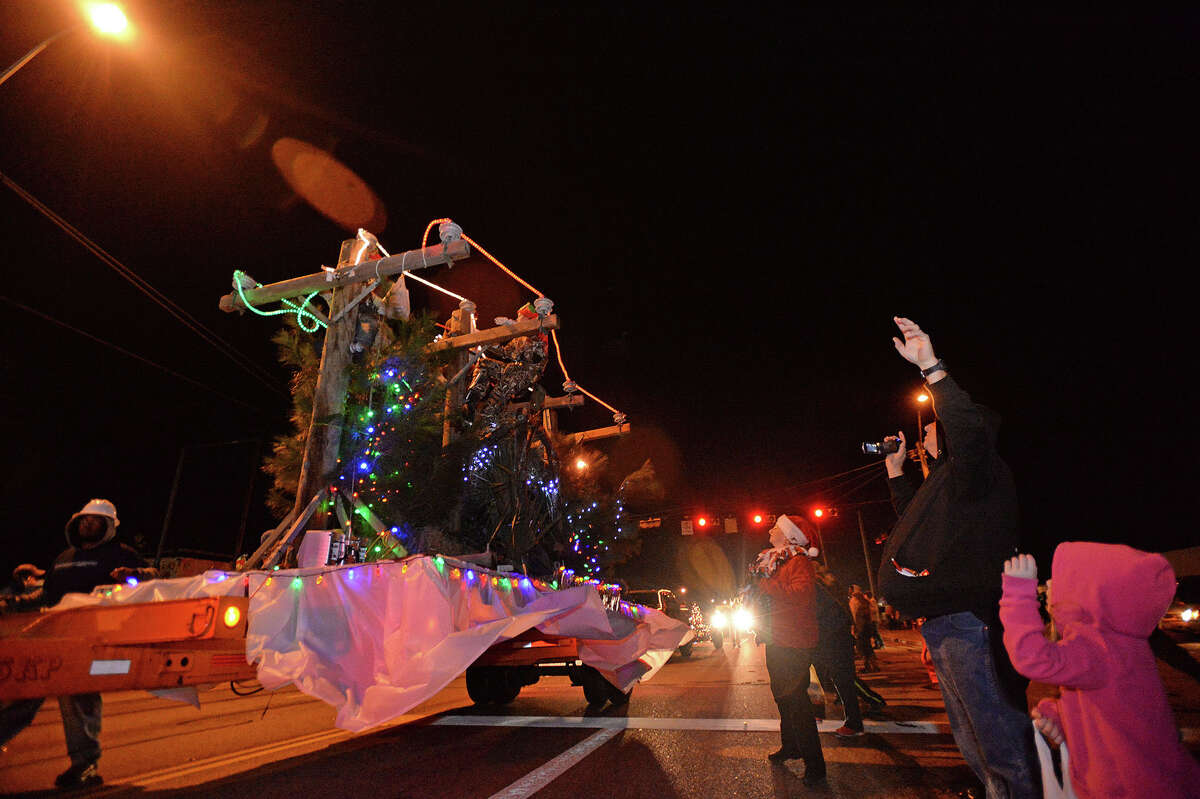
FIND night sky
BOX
[1,4,1195,584]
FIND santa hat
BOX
[770,514,820,558]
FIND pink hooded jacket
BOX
[1000,542,1200,799]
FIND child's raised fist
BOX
[1003,554,1038,581]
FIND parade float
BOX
[0,220,690,728]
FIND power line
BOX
[1,295,266,413]
[1,170,286,397]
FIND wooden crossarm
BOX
[218,239,471,312]
[427,314,558,352]
[561,423,631,445]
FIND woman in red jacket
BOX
[751,514,826,786]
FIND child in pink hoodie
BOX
[999,542,1200,798]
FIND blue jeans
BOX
[921,612,1039,799]
[0,694,102,769]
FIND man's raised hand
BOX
[892,317,937,370]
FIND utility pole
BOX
[218,229,472,541]
[440,300,476,447]
[857,509,877,600]
[291,282,356,525]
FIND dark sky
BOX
[1,4,1195,576]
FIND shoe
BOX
[834,725,864,738]
[55,761,102,789]
[801,765,827,786]
[767,747,802,762]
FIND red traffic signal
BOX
[696,516,708,528]
[813,508,824,519]
[752,512,764,525]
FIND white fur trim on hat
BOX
[770,514,809,547]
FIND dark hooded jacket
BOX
[41,512,144,607]
[876,373,1019,621]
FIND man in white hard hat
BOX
[0,499,156,790]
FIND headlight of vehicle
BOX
[710,610,727,628]
[1183,608,1197,623]
[733,607,754,632]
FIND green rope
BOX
[234,270,326,332]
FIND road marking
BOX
[89,713,951,794]
[432,715,950,735]
[99,713,431,792]
[487,728,620,799]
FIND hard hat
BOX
[74,498,119,525]
[64,498,120,547]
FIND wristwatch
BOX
[919,359,947,379]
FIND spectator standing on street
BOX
[1000,546,1200,798]
[849,584,880,672]
[750,514,827,786]
[812,567,870,736]
[0,499,156,790]
[875,317,1038,799]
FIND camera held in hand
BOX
[862,436,902,456]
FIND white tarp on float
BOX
[51,555,691,732]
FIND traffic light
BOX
[696,516,708,528]
[752,512,764,525]
[813,508,824,519]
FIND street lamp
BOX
[0,3,132,89]
[915,391,930,478]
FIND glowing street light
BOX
[575,458,588,471]
[86,3,129,35]
[914,391,931,477]
[0,3,133,89]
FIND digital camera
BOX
[861,437,901,456]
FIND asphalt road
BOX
[2,628,1197,797]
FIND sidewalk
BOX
[857,626,1200,753]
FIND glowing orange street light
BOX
[915,392,931,477]
[85,3,130,36]
[575,458,588,471]
[678,586,687,595]
[1,3,133,89]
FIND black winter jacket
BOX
[876,374,1019,621]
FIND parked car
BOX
[1160,600,1200,636]
[1160,575,1200,638]
[624,588,698,656]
